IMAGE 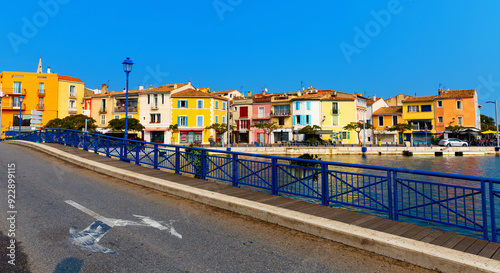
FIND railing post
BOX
[122,140,128,162]
[65,131,69,146]
[83,133,88,151]
[271,158,278,195]
[321,162,329,206]
[106,137,111,157]
[94,135,98,154]
[481,179,489,241]
[232,153,238,187]
[153,144,159,169]
[200,150,206,180]
[175,147,180,174]
[390,170,396,220]
[489,179,497,242]
[135,142,140,165]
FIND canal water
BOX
[317,154,500,179]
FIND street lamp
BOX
[18,95,24,137]
[486,100,499,147]
[122,57,134,140]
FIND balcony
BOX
[69,93,77,99]
[151,105,159,110]
[253,114,271,120]
[332,109,339,115]
[114,106,138,113]
[68,108,77,114]
[36,104,44,110]
[38,89,45,97]
[1,101,26,110]
[271,111,290,117]
[1,88,27,96]
[99,107,107,114]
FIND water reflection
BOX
[316,155,500,179]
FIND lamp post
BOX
[486,100,499,147]
[18,95,24,137]
[122,57,134,140]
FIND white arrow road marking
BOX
[65,200,182,254]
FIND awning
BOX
[482,130,498,134]
[144,127,168,132]
[317,130,335,135]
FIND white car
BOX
[438,138,468,147]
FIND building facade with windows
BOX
[231,97,253,144]
[434,89,480,133]
[57,75,85,118]
[320,91,358,144]
[270,93,295,143]
[402,96,436,145]
[291,92,323,141]
[372,106,403,144]
[251,95,272,144]
[171,89,227,144]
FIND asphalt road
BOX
[0,143,435,273]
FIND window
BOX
[222,102,226,110]
[332,102,338,114]
[100,114,106,125]
[458,116,463,125]
[215,101,219,109]
[153,94,158,108]
[69,85,76,97]
[408,105,419,112]
[127,114,132,118]
[457,101,462,110]
[421,105,432,112]
[178,100,188,108]
[239,120,249,130]
[240,106,248,118]
[39,82,45,94]
[279,117,285,126]
[179,116,188,126]
[114,115,120,119]
[306,101,311,110]
[222,116,226,123]
[273,105,290,115]
[69,100,76,109]
[197,116,203,127]
[197,100,203,109]
[215,116,219,123]
[12,97,21,108]
[147,94,150,104]
[295,115,301,125]
[378,116,384,127]
[332,115,339,126]
[38,97,44,109]
[150,114,161,123]
[13,114,31,127]
[392,116,398,125]
[306,115,311,125]
[341,131,350,140]
[438,116,444,123]
[161,94,164,104]
[437,101,443,107]
[258,107,265,118]
[295,101,300,110]
[13,82,22,94]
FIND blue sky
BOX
[1,0,500,117]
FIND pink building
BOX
[251,95,272,144]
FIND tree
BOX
[481,115,496,131]
[343,122,373,144]
[167,124,179,144]
[388,123,413,143]
[45,114,97,131]
[446,125,464,138]
[298,125,321,135]
[108,118,145,132]
[205,123,235,135]
[251,122,279,144]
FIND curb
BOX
[8,140,500,273]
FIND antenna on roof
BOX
[240,86,243,93]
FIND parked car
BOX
[438,138,469,147]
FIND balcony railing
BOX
[151,105,159,110]
[253,114,271,120]
[99,107,107,114]
[36,104,44,110]
[38,89,45,97]
[114,106,138,113]
[69,93,77,98]
[68,108,77,114]
[1,88,27,96]
[1,103,26,110]
[332,109,339,115]
[270,111,290,116]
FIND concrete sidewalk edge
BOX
[8,140,500,273]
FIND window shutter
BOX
[307,115,311,125]
[307,101,311,110]
[178,101,180,108]
[296,101,300,110]
[177,116,180,126]
[186,117,188,126]
[293,116,296,125]
[148,94,150,104]
[186,101,189,108]
[237,120,240,130]
[162,94,164,104]
[348,132,350,139]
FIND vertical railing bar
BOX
[489,180,497,242]
[481,179,489,240]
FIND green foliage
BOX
[481,115,496,131]
[343,122,373,143]
[251,122,279,144]
[388,123,413,133]
[185,141,207,179]
[45,114,97,131]
[108,118,145,131]
[205,123,234,134]
[167,124,178,133]
[446,125,465,137]
[290,154,320,168]
[298,125,321,135]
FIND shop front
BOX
[145,127,168,144]
[179,130,203,144]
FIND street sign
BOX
[31,110,43,116]
[30,110,43,129]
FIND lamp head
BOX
[486,101,496,104]
[19,95,24,103]
[122,58,134,73]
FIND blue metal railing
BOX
[10,129,500,241]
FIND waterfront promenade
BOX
[7,140,500,273]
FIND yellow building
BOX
[402,96,436,145]
[57,75,85,117]
[171,89,227,144]
[270,93,294,142]
[0,67,84,137]
[321,91,358,144]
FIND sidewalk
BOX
[7,140,500,273]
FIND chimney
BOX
[297,90,302,96]
[247,90,251,97]
[373,95,376,100]
[262,88,267,95]
[139,86,144,90]
[174,83,177,89]
[101,84,108,94]
[438,89,443,96]
[415,92,417,97]
[47,67,51,74]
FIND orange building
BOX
[434,89,480,133]
[372,106,402,143]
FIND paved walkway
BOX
[8,141,500,273]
